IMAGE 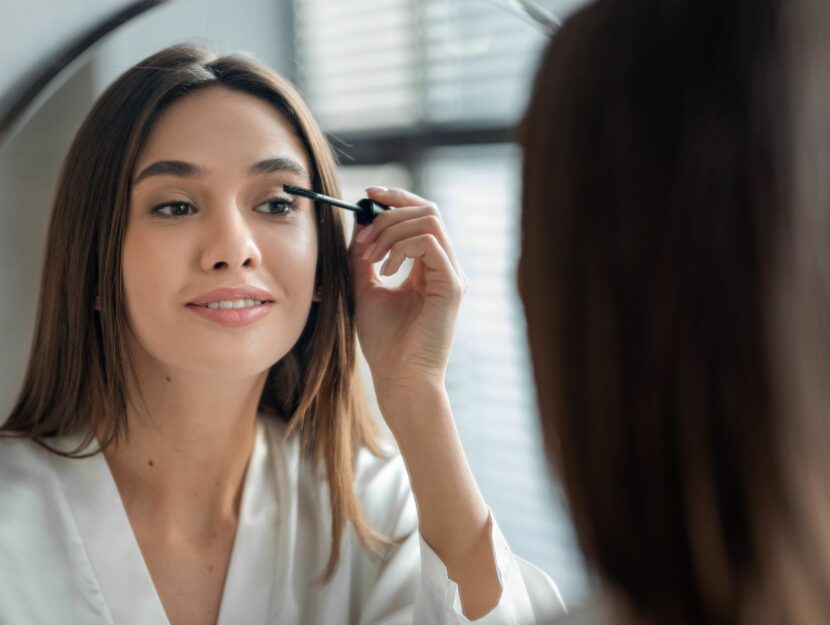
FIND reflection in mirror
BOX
[1,0,293,421]
[296,0,590,599]
[1,0,591,611]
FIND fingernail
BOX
[362,242,377,261]
[366,186,388,194]
[355,225,374,243]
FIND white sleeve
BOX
[414,512,566,625]
[355,451,566,625]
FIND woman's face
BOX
[124,86,318,381]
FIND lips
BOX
[187,286,275,306]
[184,286,276,327]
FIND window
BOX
[293,0,589,601]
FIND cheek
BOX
[260,223,319,298]
[122,226,189,317]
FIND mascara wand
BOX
[283,185,390,225]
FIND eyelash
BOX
[151,196,297,219]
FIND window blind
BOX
[293,0,421,131]
[420,144,588,600]
[293,0,548,131]
[293,0,590,603]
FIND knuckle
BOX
[424,214,442,232]
[375,230,391,249]
[376,226,399,249]
[424,202,440,216]
[450,278,465,299]
[372,211,392,228]
[419,233,440,249]
[388,239,404,255]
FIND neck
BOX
[103,351,267,541]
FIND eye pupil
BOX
[172,203,189,215]
[252,198,294,216]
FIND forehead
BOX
[135,86,311,176]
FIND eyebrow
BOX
[132,157,309,185]
[249,157,308,178]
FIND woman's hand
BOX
[348,187,467,420]
[349,188,502,618]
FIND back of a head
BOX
[519,0,830,623]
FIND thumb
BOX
[348,222,381,297]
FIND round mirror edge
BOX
[0,0,170,153]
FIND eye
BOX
[152,201,195,218]
[255,197,296,216]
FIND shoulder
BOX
[258,415,415,535]
[0,430,102,532]
[0,434,58,486]
[0,433,85,520]
[0,434,109,622]
[353,439,417,537]
[354,437,409,497]
[0,429,91,483]
[0,435,70,565]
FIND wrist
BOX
[374,378,452,438]
[374,374,446,410]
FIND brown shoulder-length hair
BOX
[2,43,384,582]
[520,0,830,624]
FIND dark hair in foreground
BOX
[519,0,830,623]
[2,44,385,582]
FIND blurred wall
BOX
[0,0,133,135]
[0,61,96,419]
[91,0,294,94]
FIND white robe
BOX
[0,415,565,625]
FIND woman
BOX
[0,44,563,624]
[519,0,830,624]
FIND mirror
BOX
[0,0,591,605]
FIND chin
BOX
[178,349,285,379]
[135,327,299,381]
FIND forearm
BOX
[378,383,502,620]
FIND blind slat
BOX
[294,0,547,131]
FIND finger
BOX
[379,234,464,298]
[366,186,437,209]
[363,214,456,273]
[356,206,464,281]
[355,204,442,245]
[348,223,383,296]
[350,220,361,242]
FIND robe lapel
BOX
[216,418,280,625]
[50,418,281,625]
[50,434,171,625]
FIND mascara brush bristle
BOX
[282,184,317,199]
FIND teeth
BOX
[203,299,263,309]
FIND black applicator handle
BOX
[282,184,391,225]
[354,198,390,225]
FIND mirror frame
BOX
[0,0,168,150]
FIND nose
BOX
[199,204,263,273]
